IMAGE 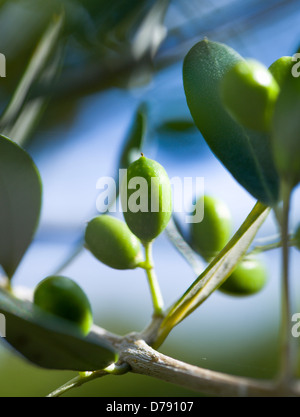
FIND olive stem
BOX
[249,236,295,255]
[103,361,131,375]
[277,179,293,388]
[0,276,13,294]
[47,369,108,397]
[142,242,165,317]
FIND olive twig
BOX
[103,361,131,375]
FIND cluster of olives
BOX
[30,49,298,336]
[190,195,267,296]
[32,154,269,332]
[33,155,172,331]
[85,154,172,267]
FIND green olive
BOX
[269,56,294,86]
[220,59,280,131]
[190,195,232,261]
[85,215,143,269]
[120,154,172,243]
[219,256,267,296]
[270,63,300,186]
[33,276,93,336]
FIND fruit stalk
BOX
[142,242,164,317]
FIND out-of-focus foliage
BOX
[0,0,168,100]
[0,0,170,141]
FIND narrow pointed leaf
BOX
[0,290,117,371]
[165,217,204,276]
[157,202,269,345]
[0,135,42,279]
[131,0,169,59]
[183,39,279,206]
[157,119,196,133]
[118,102,148,170]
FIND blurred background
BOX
[0,0,300,397]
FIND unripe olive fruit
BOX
[190,195,232,261]
[120,155,172,243]
[268,56,294,86]
[220,59,280,131]
[219,256,267,296]
[33,276,93,336]
[271,65,300,186]
[85,215,143,270]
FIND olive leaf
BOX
[131,0,169,59]
[165,217,204,276]
[156,201,270,346]
[183,39,280,206]
[0,289,118,371]
[0,135,42,279]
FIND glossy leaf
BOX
[183,39,279,206]
[0,135,42,279]
[0,290,118,371]
[156,201,270,346]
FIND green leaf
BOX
[156,201,270,347]
[0,135,42,279]
[118,102,148,170]
[131,0,169,59]
[183,39,280,206]
[165,217,204,276]
[0,289,118,371]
